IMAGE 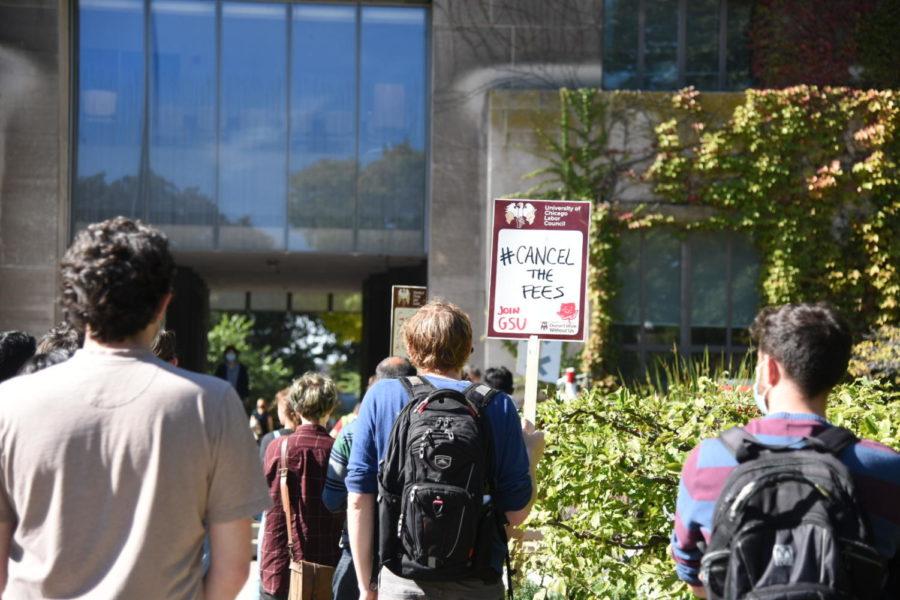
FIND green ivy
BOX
[649,86,899,333]
[532,87,898,379]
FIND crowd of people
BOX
[0,216,896,600]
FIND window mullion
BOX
[718,0,728,89]
[637,0,646,88]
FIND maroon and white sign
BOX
[487,199,591,341]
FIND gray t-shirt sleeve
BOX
[205,386,271,523]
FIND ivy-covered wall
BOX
[489,87,898,378]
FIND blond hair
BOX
[275,386,296,425]
[403,300,472,372]
[288,373,338,421]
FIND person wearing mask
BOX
[215,345,249,402]
[323,356,416,600]
[671,303,899,599]
[0,217,270,598]
[260,373,345,600]
[346,300,545,600]
[0,330,36,383]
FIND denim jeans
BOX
[332,547,358,600]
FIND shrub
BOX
[521,362,899,599]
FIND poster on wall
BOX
[390,285,428,358]
[486,199,591,342]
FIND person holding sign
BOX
[345,300,545,600]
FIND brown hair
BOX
[288,372,338,421]
[403,300,472,373]
[151,329,177,362]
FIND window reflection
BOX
[358,7,427,255]
[685,0,720,89]
[644,0,679,90]
[75,1,428,256]
[288,4,357,252]
[219,3,288,251]
[602,0,639,89]
[149,0,217,249]
[74,0,144,229]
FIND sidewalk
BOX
[237,562,259,600]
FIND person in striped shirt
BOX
[671,303,900,598]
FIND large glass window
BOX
[612,230,759,379]
[74,1,428,255]
[602,0,752,90]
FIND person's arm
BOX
[0,520,12,596]
[203,518,251,600]
[348,492,377,600]
[506,418,544,527]
[323,430,351,513]
[671,446,708,596]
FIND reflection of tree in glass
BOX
[74,170,218,225]
[358,142,425,230]
[288,142,425,231]
[288,158,356,229]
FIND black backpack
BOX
[700,426,888,599]
[376,376,511,591]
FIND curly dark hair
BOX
[60,217,175,342]
[0,331,36,383]
[750,303,852,398]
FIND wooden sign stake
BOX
[523,334,540,423]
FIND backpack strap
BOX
[399,375,437,401]
[810,426,858,455]
[463,382,499,410]
[719,426,761,463]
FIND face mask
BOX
[225,352,237,362]
[753,365,770,415]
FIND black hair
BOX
[152,329,177,363]
[60,217,175,342]
[0,331,37,383]
[485,366,514,395]
[374,356,416,381]
[224,345,239,357]
[17,350,71,376]
[750,303,852,398]
[37,321,84,355]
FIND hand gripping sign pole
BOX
[486,199,592,423]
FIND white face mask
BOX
[753,363,770,415]
[225,352,237,363]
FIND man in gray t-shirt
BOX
[0,217,270,599]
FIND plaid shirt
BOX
[260,424,345,596]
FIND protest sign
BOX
[487,199,591,420]
[390,285,427,358]
[487,199,591,341]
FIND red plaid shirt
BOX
[260,424,345,596]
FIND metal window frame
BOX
[620,230,752,374]
[614,0,734,91]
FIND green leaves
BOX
[520,369,898,599]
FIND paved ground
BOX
[237,561,259,600]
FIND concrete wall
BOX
[429,0,604,372]
[0,0,67,336]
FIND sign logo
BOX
[432,497,445,517]
[557,302,578,321]
[772,544,794,567]
[505,202,536,228]
[434,455,452,470]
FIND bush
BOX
[521,362,899,599]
